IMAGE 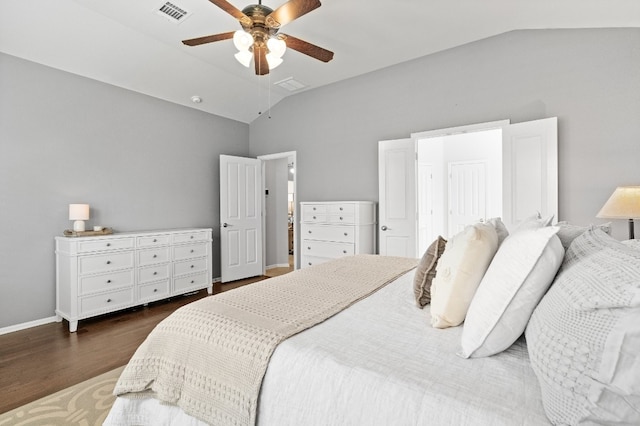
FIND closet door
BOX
[502,117,558,230]
[378,138,417,257]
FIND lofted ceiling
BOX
[2,0,639,123]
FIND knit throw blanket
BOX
[113,254,417,425]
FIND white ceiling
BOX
[2,0,639,123]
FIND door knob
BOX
[222,223,229,228]
[381,226,388,231]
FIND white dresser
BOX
[55,228,212,332]
[300,201,376,268]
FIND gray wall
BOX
[0,53,249,329]
[249,28,640,242]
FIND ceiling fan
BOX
[182,0,334,75]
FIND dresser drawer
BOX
[138,280,170,302]
[328,203,355,215]
[301,255,333,268]
[137,235,170,248]
[138,264,170,284]
[138,247,170,266]
[302,204,328,218]
[79,251,135,275]
[77,237,135,253]
[174,257,208,276]
[174,272,209,292]
[173,231,210,244]
[302,240,355,258]
[302,224,355,243]
[79,288,134,316]
[174,243,208,261]
[79,270,134,295]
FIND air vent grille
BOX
[275,77,307,92]
[156,2,190,23]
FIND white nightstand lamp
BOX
[597,186,640,239]
[69,204,90,232]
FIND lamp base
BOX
[73,220,86,232]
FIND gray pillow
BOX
[413,236,446,308]
[525,228,640,425]
[555,221,611,251]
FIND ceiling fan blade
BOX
[254,45,269,75]
[281,34,334,62]
[267,0,321,28]
[208,0,252,26]
[182,31,235,46]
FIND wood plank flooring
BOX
[0,274,281,414]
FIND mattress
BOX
[105,269,550,425]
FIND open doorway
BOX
[259,151,297,275]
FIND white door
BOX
[502,117,558,231]
[417,163,434,254]
[220,155,263,282]
[448,161,487,235]
[378,138,417,257]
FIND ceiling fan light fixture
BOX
[266,53,283,70]
[235,50,253,67]
[267,37,286,58]
[233,30,253,51]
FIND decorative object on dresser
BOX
[300,201,376,268]
[68,203,90,232]
[597,185,640,238]
[55,228,213,332]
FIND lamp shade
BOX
[69,204,90,220]
[597,186,640,219]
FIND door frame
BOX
[258,151,298,271]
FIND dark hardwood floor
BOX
[0,276,269,414]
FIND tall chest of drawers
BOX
[300,202,376,268]
[55,228,212,332]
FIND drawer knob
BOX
[308,262,312,265]
[106,298,112,303]
[153,271,158,275]
[340,217,343,220]
[308,230,312,234]
[106,260,111,265]
[107,279,112,283]
[106,243,111,247]
[344,233,348,236]
[191,265,195,268]
[313,207,316,211]
[190,249,194,253]
[153,254,157,258]
[343,250,347,254]
[340,207,343,211]
[153,239,157,242]
[153,288,158,293]
[190,236,194,239]
[313,216,316,219]
[307,247,311,250]
[190,280,195,284]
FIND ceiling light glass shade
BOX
[267,37,286,58]
[266,53,283,70]
[234,50,253,67]
[233,30,253,51]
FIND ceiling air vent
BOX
[275,77,307,92]
[155,2,190,24]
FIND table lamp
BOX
[69,204,90,232]
[597,186,640,239]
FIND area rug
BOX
[0,366,124,426]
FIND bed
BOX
[105,220,640,426]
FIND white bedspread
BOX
[106,270,550,426]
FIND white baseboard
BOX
[0,315,59,336]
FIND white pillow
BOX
[430,223,498,329]
[459,226,564,358]
[486,217,509,246]
[526,229,640,425]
